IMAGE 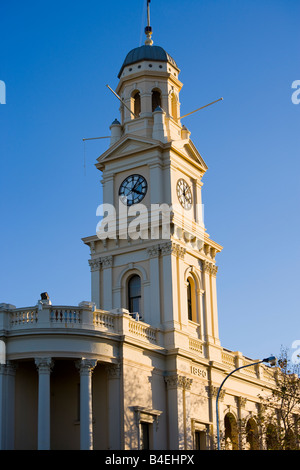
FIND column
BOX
[106,364,122,450]
[0,363,14,449]
[76,358,97,450]
[35,357,53,450]
[0,364,5,449]
[5,361,17,449]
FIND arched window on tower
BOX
[187,276,197,322]
[152,89,162,112]
[187,279,192,321]
[128,274,141,317]
[171,92,178,120]
[132,90,141,118]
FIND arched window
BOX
[246,418,259,450]
[128,275,141,315]
[187,276,197,322]
[132,91,141,118]
[285,429,296,450]
[152,89,162,112]
[224,413,239,450]
[266,423,279,450]
[171,92,178,120]
[187,279,192,321]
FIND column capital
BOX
[0,361,17,376]
[160,241,186,259]
[202,260,218,276]
[147,245,160,258]
[101,255,113,268]
[236,396,247,409]
[164,374,193,390]
[76,358,97,376]
[106,363,121,379]
[208,384,225,400]
[88,258,102,272]
[35,357,53,374]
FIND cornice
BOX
[116,70,183,95]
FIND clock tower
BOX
[83,15,223,362]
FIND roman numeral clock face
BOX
[176,178,192,210]
[119,174,148,206]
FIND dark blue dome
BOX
[118,45,178,78]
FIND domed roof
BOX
[118,45,179,78]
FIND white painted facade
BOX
[0,31,278,451]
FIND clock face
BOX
[119,174,148,206]
[176,178,192,210]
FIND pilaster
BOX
[89,258,102,309]
[164,374,193,450]
[147,245,161,326]
[106,364,122,450]
[102,256,113,311]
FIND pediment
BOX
[96,134,162,167]
[172,138,208,172]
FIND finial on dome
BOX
[145,0,153,45]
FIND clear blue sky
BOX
[1,0,299,361]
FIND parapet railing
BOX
[1,303,208,355]
[221,348,275,381]
[0,303,159,347]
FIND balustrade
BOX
[50,308,81,324]
[10,308,38,326]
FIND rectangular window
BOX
[195,430,206,450]
[140,422,150,450]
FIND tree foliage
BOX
[258,346,300,450]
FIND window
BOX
[152,89,161,112]
[187,279,192,321]
[140,422,150,450]
[128,275,141,315]
[187,276,197,322]
[224,413,239,450]
[133,406,162,450]
[171,92,178,120]
[246,418,259,450]
[132,91,141,118]
[195,430,207,450]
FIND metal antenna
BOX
[106,84,137,118]
[82,136,110,142]
[178,98,223,121]
[147,0,151,28]
[145,0,153,45]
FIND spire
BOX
[145,0,153,46]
